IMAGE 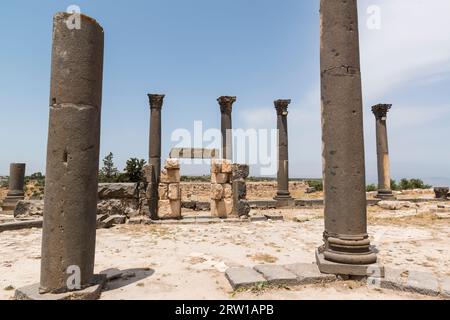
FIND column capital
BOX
[218,96,236,114]
[148,94,165,110]
[372,104,392,120]
[274,99,291,116]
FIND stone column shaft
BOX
[372,104,393,198]
[40,13,104,294]
[318,0,377,268]
[7,163,26,197]
[274,100,292,201]
[148,94,165,184]
[218,96,236,161]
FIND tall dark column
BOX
[148,94,165,184]
[372,104,395,200]
[40,12,104,294]
[218,96,236,160]
[317,0,378,275]
[274,100,292,205]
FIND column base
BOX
[376,190,396,200]
[274,194,294,208]
[1,196,24,212]
[316,249,384,277]
[14,274,106,300]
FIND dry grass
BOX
[249,253,278,264]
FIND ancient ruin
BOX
[1,163,25,212]
[218,96,236,160]
[273,99,293,207]
[15,12,105,299]
[316,0,379,274]
[1,2,449,303]
[372,104,395,200]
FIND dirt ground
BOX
[1,200,449,300]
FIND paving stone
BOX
[253,265,298,285]
[440,276,450,298]
[0,220,43,233]
[264,213,284,221]
[225,267,267,290]
[249,216,267,222]
[14,275,106,300]
[283,263,336,284]
[380,268,408,291]
[404,270,440,296]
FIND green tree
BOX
[99,152,119,183]
[391,179,399,191]
[124,158,147,182]
[366,184,377,192]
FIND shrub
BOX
[306,179,323,192]
[124,158,147,183]
[366,184,377,192]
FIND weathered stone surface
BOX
[168,184,180,200]
[254,265,298,285]
[211,200,228,219]
[40,12,104,294]
[98,183,136,199]
[14,200,44,218]
[380,268,409,292]
[0,220,43,233]
[160,169,180,184]
[158,200,181,219]
[378,201,416,211]
[211,173,230,184]
[233,180,247,199]
[434,187,449,199]
[404,270,440,296]
[316,250,384,277]
[211,184,224,200]
[264,213,284,221]
[232,164,249,180]
[203,149,218,159]
[441,276,450,298]
[14,275,106,300]
[223,184,233,199]
[225,267,267,290]
[221,160,233,173]
[158,184,168,200]
[249,215,267,222]
[164,158,180,170]
[319,0,377,266]
[235,200,251,217]
[97,199,135,217]
[283,263,336,284]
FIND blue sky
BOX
[1,0,449,184]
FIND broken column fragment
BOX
[38,12,105,296]
[317,0,379,275]
[232,164,250,217]
[1,163,26,212]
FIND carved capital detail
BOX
[218,96,236,115]
[274,99,291,116]
[148,94,165,110]
[372,104,392,119]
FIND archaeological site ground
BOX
[1,0,449,313]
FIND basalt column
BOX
[148,94,165,183]
[2,163,26,211]
[274,100,292,206]
[317,0,378,274]
[218,96,236,161]
[40,13,104,294]
[372,104,395,200]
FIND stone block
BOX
[203,149,218,159]
[160,169,180,184]
[169,148,183,159]
[211,159,222,174]
[211,200,227,219]
[380,268,408,291]
[316,249,385,277]
[211,184,224,200]
[264,213,284,221]
[223,183,233,199]
[233,180,247,200]
[404,270,440,296]
[221,160,233,173]
[224,198,233,216]
[232,164,250,180]
[168,183,181,200]
[441,276,450,298]
[158,200,181,219]
[98,183,136,200]
[235,200,251,217]
[211,173,230,184]
[164,158,180,170]
[158,184,168,200]
[192,148,204,159]
[283,263,336,284]
[253,265,298,285]
[225,267,267,290]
